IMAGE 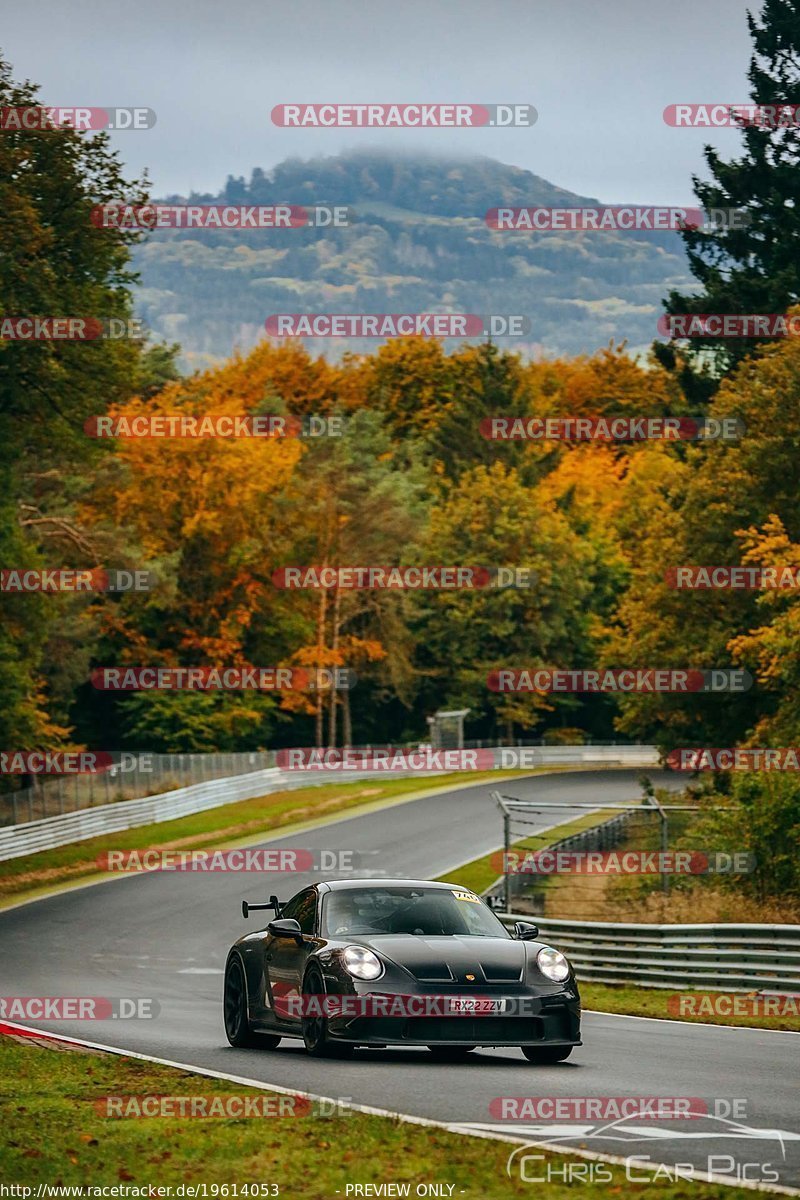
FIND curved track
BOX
[2,770,797,1190]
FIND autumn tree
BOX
[0,55,150,748]
[411,461,597,740]
[605,331,800,746]
[82,349,307,748]
[271,409,427,747]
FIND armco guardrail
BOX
[1,742,660,827]
[494,745,659,768]
[1,751,277,826]
[0,768,289,862]
[0,745,659,862]
[499,915,800,993]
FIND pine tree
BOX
[655,0,800,392]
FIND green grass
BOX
[581,981,800,1033]
[0,1033,780,1199]
[437,809,616,894]
[0,769,547,907]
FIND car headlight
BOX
[342,945,384,981]
[537,945,571,982]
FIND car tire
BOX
[302,968,354,1058]
[224,956,280,1050]
[521,1045,573,1064]
[427,1045,477,1060]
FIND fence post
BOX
[503,810,511,913]
[661,809,670,896]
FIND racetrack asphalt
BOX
[1,769,797,1191]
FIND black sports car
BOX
[223,878,581,1061]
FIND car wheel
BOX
[224,957,280,1049]
[521,1045,573,1064]
[302,968,354,1058]
[427,1045,477,1060]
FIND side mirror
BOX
[513,920,539,941]
[268,917,303,942]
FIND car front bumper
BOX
[323,988,581,1047]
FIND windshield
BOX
[321,886,510,939]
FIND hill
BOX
[132,150,693,366]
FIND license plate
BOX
[447,998,507,1014]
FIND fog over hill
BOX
[132,150,694,367]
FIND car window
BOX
[280,888,317,935]
[459,898,501,935]
[322,887,509,938]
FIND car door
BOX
[264,886,318,1028]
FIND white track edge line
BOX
[583,1008,800,1036]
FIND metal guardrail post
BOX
[503,810,511,914]
[646,790,670,896]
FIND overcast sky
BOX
[2,0,757,204]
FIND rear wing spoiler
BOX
[241,895,283,919]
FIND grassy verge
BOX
[580,982,800,1033]
[0,769,547,908]
[437,808,615,894]
[0,1032,778,1199]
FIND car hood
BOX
[364,934,527,984]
